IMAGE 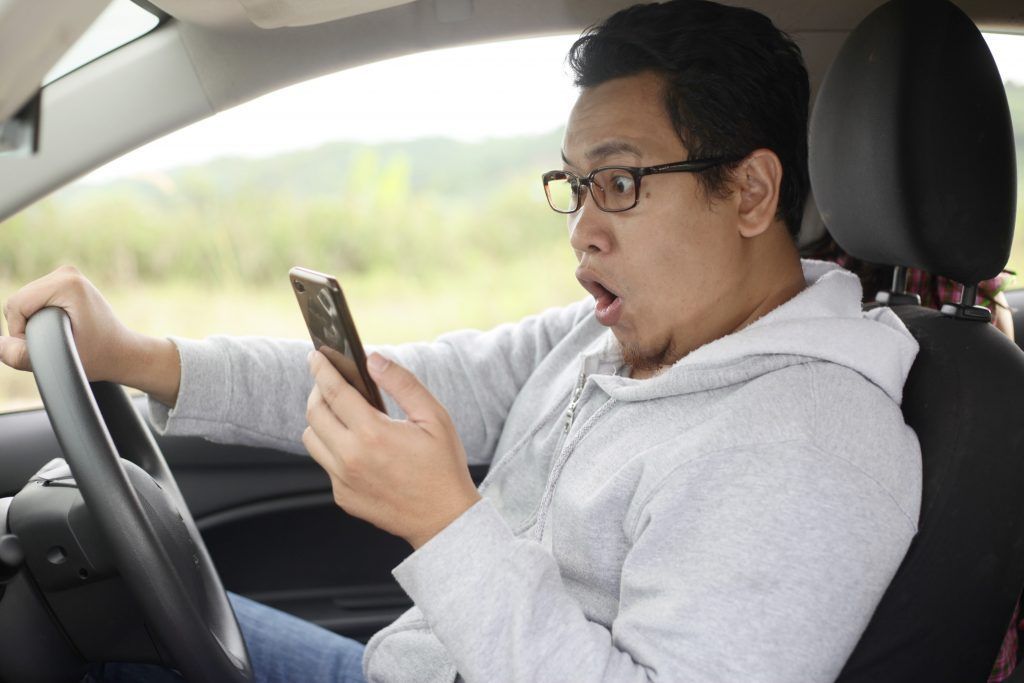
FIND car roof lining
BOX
[170,0,861,114]
[143,0,1024,32]
[129,0,1024,122]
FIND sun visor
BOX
[0,0,111,125]
[234,0,418,29]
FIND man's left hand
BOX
[304,351,482,550]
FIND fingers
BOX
[302,426,359,509]
[0,336,32,372]
[303,423,337,475]
[303,423,369,509]
[4,265,84,339]
[4,288,29,340]
[1,266,88,371]
[306,384,357,456]
[365,353,440,424]
[308,351,379,426]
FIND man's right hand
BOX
[0,265,181,407]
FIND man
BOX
[0,1,921,681]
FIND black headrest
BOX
[808,0,1017,285]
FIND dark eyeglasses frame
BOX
[541,157,741,214]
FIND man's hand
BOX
[0,265,181,407]
[304,351,482,549]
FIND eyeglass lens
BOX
[544,172,577,212]
[545,168,638,213]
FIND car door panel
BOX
[1,395,488,640]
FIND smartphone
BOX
[289,267,385,411]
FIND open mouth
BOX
[576,271,624,327]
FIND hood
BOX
[591,259,919,405]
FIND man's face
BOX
[562,71,748,372]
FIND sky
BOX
[987,32,1024,84]
[67,1,1024,185]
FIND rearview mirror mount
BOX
[0,90,41,158]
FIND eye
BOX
[607,172,635,196]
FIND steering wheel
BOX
[25,307,252,682]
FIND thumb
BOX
[367,353,439,424]
[0,336,33,372]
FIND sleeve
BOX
[146,335,314,454]
[390,442,918,683]
[147,298,592,462]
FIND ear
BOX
[734,149,783,238]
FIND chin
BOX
[615,338,660,373]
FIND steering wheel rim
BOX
[25,307,252,682]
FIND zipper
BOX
[563,368,587,433]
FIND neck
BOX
[730,234,806,334]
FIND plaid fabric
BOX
[829,251,1015,315]
[903,268,1014,315]
[990,599,1024,683]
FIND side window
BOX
[0,35,580,413]
[987,33,1024,282]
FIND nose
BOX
[568,192,614,258]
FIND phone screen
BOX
[289,267,385,411]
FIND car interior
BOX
[0,0,1022,681]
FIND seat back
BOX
[809,1,1024,680]
[842,307,1024,681]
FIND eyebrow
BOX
[561,140,644,170]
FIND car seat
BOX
[807,0,1024,681]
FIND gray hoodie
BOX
[150,259,921,683]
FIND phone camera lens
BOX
[293,280,306,293]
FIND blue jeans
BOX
[84,592,368,682]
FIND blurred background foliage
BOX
[0,130,570,287]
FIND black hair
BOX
[567,0,810,237]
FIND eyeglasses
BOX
[541,157,739,214]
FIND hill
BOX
[62,129,566,208]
